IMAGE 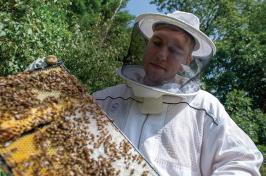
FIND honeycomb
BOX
[0,66,158,176]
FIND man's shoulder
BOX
[195,90,221,104]
[191,90,227,125]
[92,84,133,100]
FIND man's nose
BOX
[156,46,168,61]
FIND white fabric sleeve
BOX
[200,108,263,176]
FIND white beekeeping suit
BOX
[93,10,263,176]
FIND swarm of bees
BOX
[0,65,158,176]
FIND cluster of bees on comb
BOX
[0,65,158,176]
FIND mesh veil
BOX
[121,22,212,93]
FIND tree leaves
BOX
[225,90,265,144]
[0,0,133,93]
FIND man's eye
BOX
[169,47,180,55]
[152,40,161,47]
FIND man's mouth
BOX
[150,63,166,71]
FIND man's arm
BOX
[200,110,263,176]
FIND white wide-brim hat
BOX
[136,11,216,58]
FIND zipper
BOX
[137,114,149,149]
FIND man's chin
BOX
[143,76,164,86]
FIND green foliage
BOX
[225,90,266,145]
[63,21,131,93]
[258,145,266,161]
[0,0,73,74]
[63,0,132,92]
[0,0,133,92]
[259,144,266,175]
[204,1,266,112]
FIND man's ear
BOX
[186,54,192,65]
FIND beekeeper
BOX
[93,10,263,175]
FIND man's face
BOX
[143,27,194,86]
